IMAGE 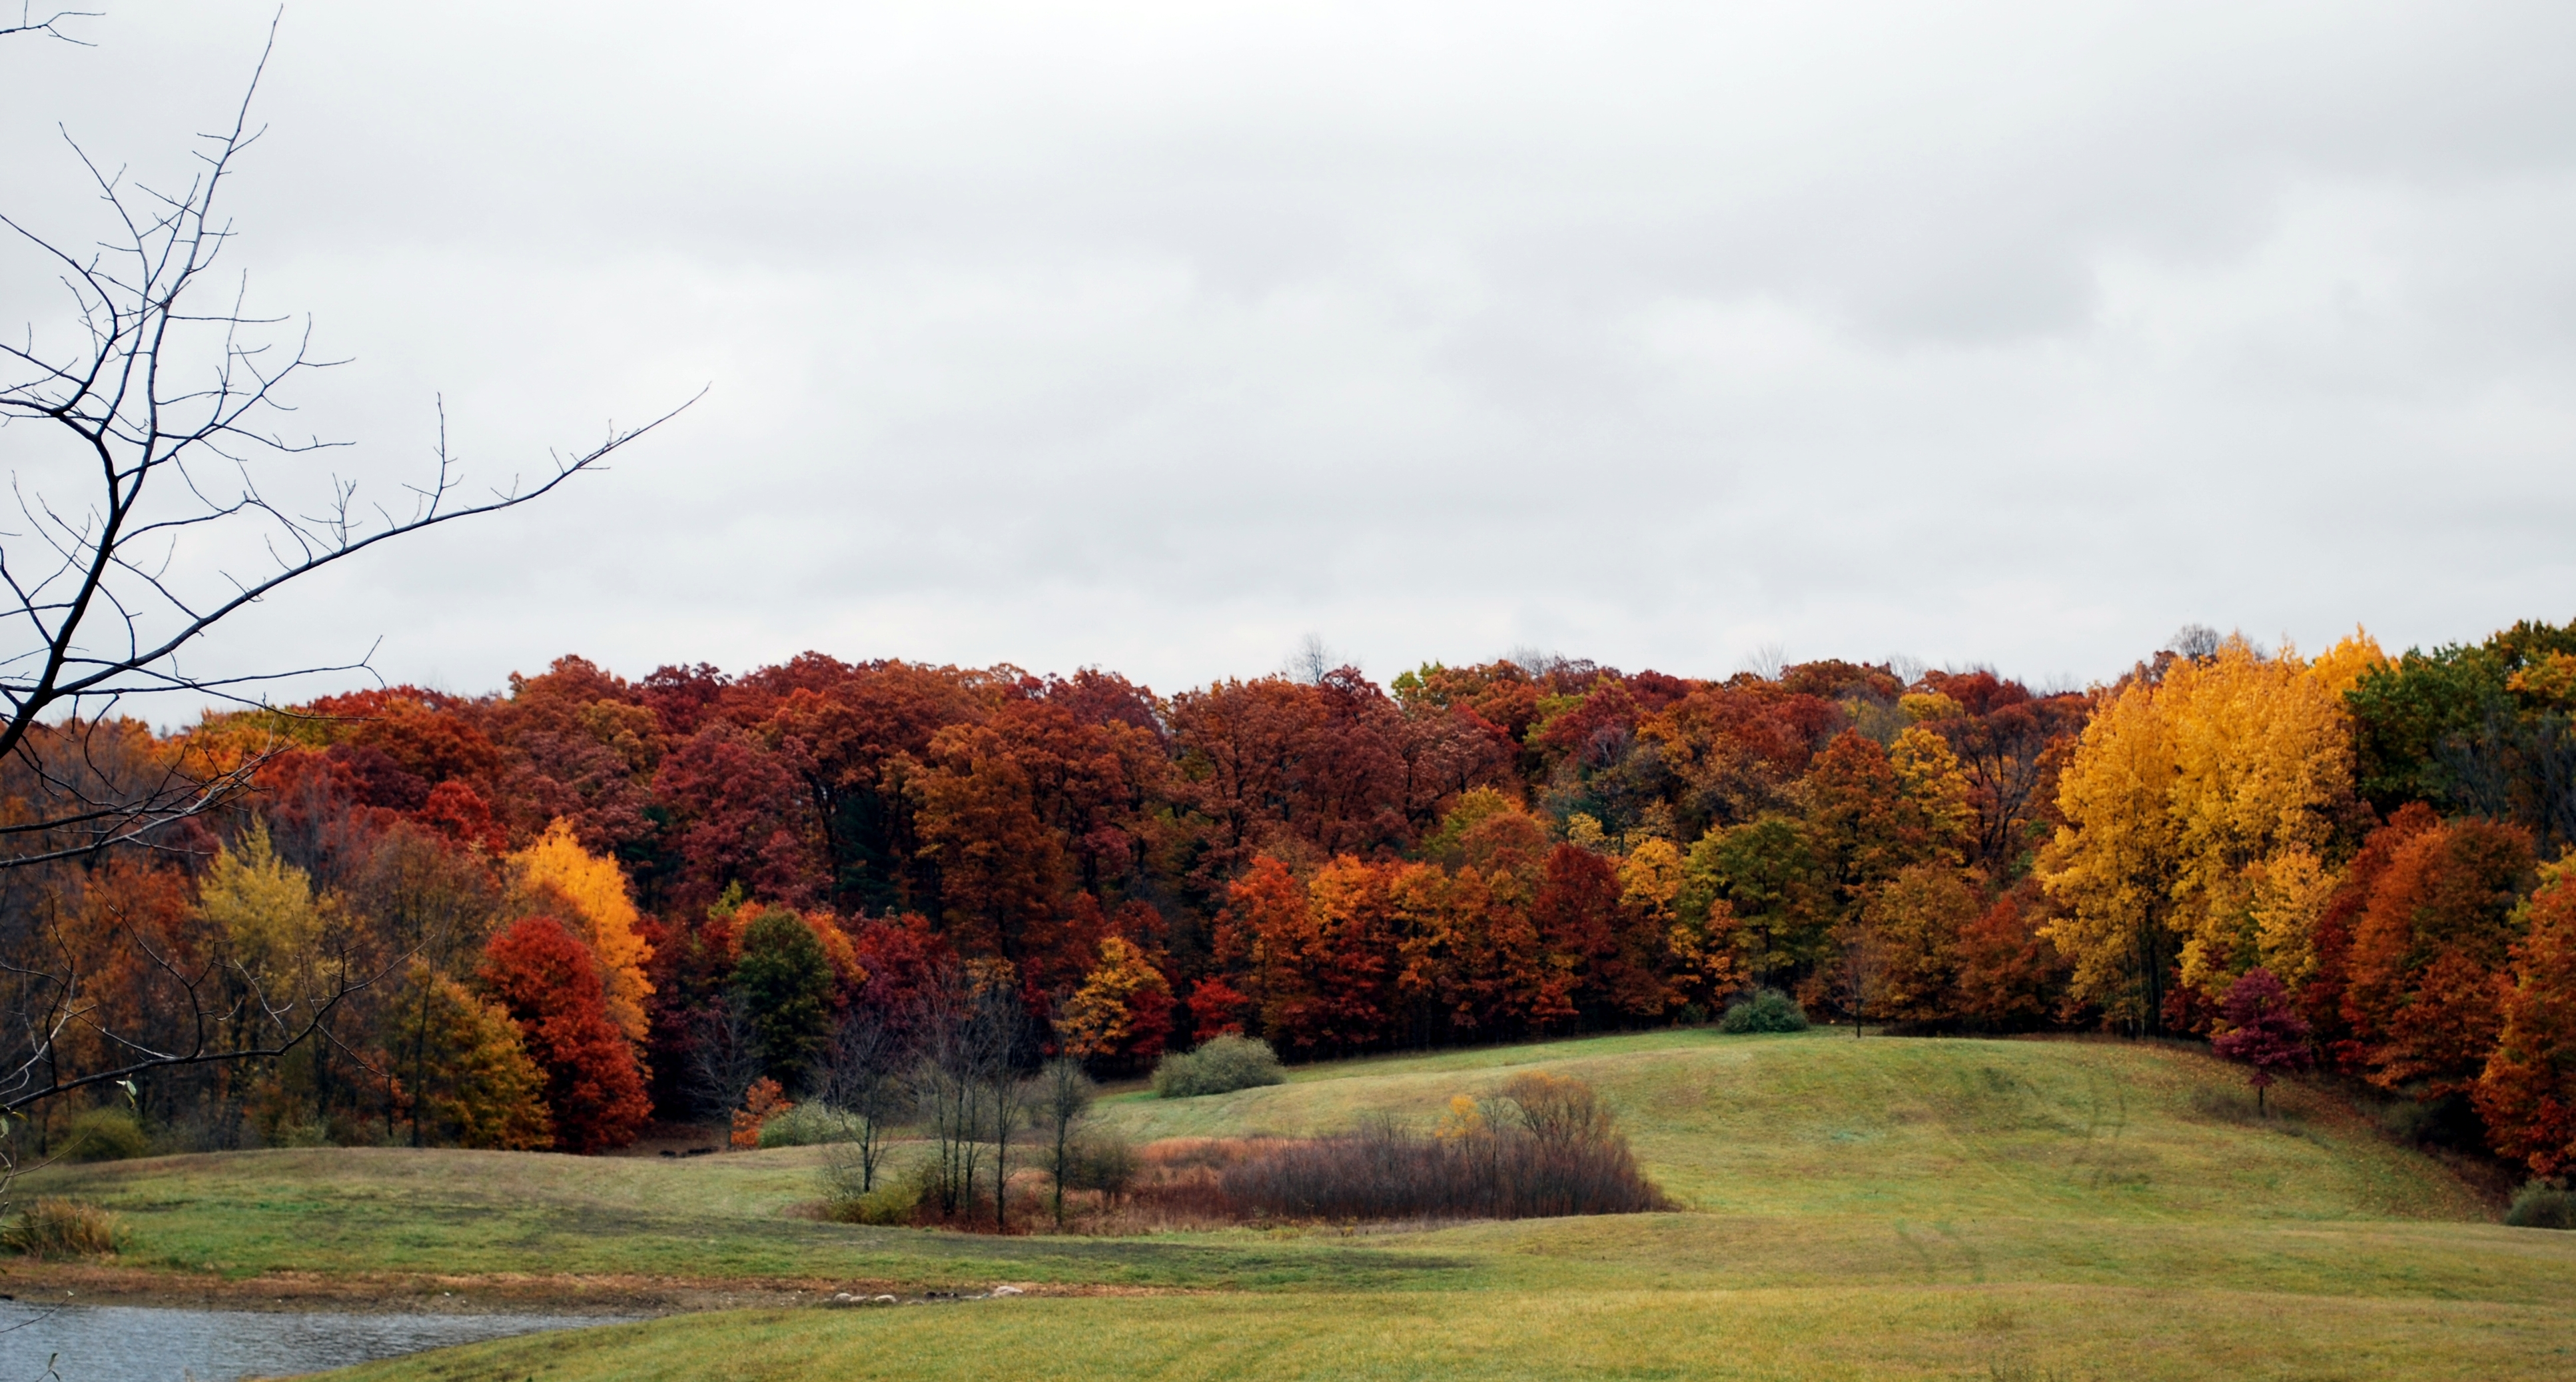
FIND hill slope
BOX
[32,1031,2576,1379]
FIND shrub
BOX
[3,1199,123,1258]
[1222,1112,1669,1221]
[1057,1133,1140,1197]
[1151,1035,1286,1098]
[63,1108,149,1163]
[760,1101,857,1149]
[1719,988,1809,1034]
[2505,1181,2576,1230]
[824,1175,921,1227]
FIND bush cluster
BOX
[2505,1181,2575,1230]
[757,1101,856,1149]
[1050,1135,1140,1197]
[823,1175,922,1227]
[3,1199,123,1258]
[1719,988,1809,1034]
[1218,1073,1667,1221]
[65,1107,149,1162]
[1151,1036,1286,1098]
[1221,1125,1666,1220]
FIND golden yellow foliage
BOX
[2508,650,2576,708]
[1432,1093,1487,1141]
[198,822,340,1007]
[1617,838,1683,926]
[1056,936,1172,1059]
[2306,628,2387,701]
[2043,636,2356,1021]
[1889,726,1974,858]
[2040,674,2180,1023]
[2249,847,2338,986]
[508,820,654,1043]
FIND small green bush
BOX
[1058,1134,1140,1196]
[1719,988,1809,1034]
[2504,1181,2576,1230]
[759,1101,856,1149]
[63,1107,149,1162]
[1152,1035,1286,1099]
[2,1199,123,1258]
[825,1175,921,1227]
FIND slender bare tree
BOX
[815,1002,909,1195]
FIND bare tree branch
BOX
[0,4,98,45]
[0,13,699,866]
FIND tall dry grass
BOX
[899,1074,1667,1233]
[1219,1115,1669,1221]
[3,1198,123,1257]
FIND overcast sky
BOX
[5,1,2573,708]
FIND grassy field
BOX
[25,1030,2576,1379]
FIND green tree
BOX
[1681,816,1828,986]
[731,909,834,1091]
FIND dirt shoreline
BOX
[0,1263,1173,1315]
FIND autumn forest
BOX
[15,618,2576,1182]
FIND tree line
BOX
[7,619,2573,1181]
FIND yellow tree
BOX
[199,821,337,1012]
[2040,668,2181,1029]
[395,962,553,1150]
[2165,636,2365,1002]
[2042,634,2370,1030]
[1055,936,1174,1060]
[1888,726,1975,860]
[509,820,654,1044]
[197,822,357,1132]
[1611,838,1685,1018]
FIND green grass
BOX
[1094,1031,2474,1221]
[338,1286,2576,1381]
[26,1144,1455,1291]
[28,1030,2576,1379]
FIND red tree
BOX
[2302,803,2442,1072]
[484,915,652,1152]
[1952,888,2070,1030]
[2344,818,2535,1096]
[2475,874,2576,1175]
[1183,975,1252,1042]
[652,723,819,909]
[1532,844,1623,1023]
[2212,968,2313,1113]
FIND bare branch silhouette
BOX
[0,15,698,867]
[0,10,697,1176]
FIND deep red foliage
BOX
[2212,968,2314,1109]
[482,914,651,1152]
[1532,845,1623,1018]
[2344,817,2535,1095]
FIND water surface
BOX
[0,1301,624,1381]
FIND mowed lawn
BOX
[31,1031,2576,1379]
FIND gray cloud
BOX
[4,0,2571,710]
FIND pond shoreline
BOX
[0,1263,843,1315]
[0,1261,1184,1313]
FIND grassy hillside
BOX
[1094,1030,2478,1220]
[28,1031,2576,1379]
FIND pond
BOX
[0,1301,626,1381]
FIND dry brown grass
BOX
[2,1197,123,1258]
